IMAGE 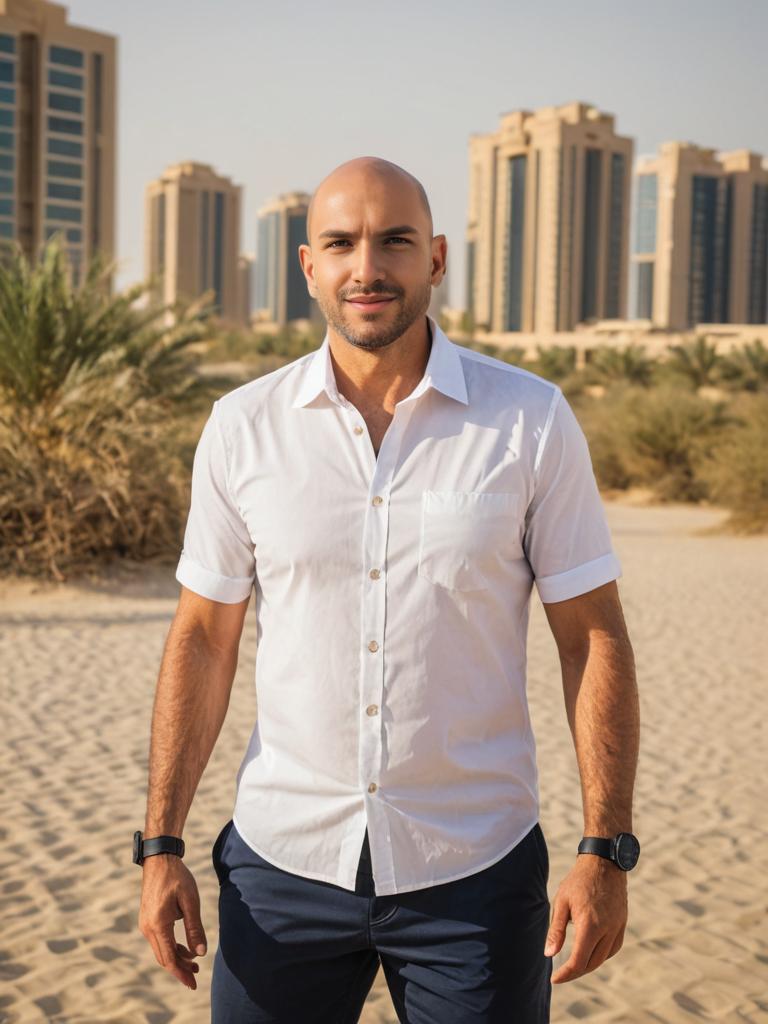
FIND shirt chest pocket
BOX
[417,490,522,592]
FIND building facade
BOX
[630,143,768,329]
[145,161,242,323]
[255,191,313,326]
[0,0,116,283]
[466,101,633,334]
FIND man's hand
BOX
[544,854,627,983]
[138,855,208,990]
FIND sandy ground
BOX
[0,503,766,1023]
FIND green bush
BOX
[697,394,768,533]
[0,239,215,579]
[577,385,730,502]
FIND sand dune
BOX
[0,503,766,1022]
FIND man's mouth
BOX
[345,295,396,312]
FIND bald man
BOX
[137,156,639,1023]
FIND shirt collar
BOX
[291,315,468,409]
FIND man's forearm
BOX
[561,634,640,836]
[144,617,237,837]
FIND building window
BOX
[0,197,14,216]
[92,53,103,135]
[0,108,13,127]
[66,227,82,243]
[0,60,14,84]
[200,190,210,290]
[0,86,14,105]
[48,137,83,158]
[0,175,12,193]
[0,220,13,238]
[49,46,84,69]
[47,181,82,201]
[634,173,658,255]
[0,153,13,171]
[504,154,526,331]
[47,159,82,179]
[0,131,13,150]
[634,261,654,319]
[287,209,309,321]
[0,34,16,55]
[580,148,602,322]
[748,183,768,324]
[48,68,83,90]
[688,175,728,325]
[48,91,84,114]
[45,203,82,223]
[605,152,625,319]
[213,191,224,312]
[48,116,83,136]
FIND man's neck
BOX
[328,317,432,414]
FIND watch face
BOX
[615,833,640,870]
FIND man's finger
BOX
[584,932,614,974]
[152,925,199,988]
[551,925,603,984]
[544,894,571,956]
[180,889,208,957]
[606,925,625,959]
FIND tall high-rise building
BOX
[255,191,313,325]
[631,143,768,328]
[466,101,633,333]
[145,161,243,323]
[0,0,116,283]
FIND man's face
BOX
[299,174,445,352]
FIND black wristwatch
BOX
[133,830,185,866]
[578,832,640,871]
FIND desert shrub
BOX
[578,385,731,501]
[665,335,722,389]
[718,340,768,393]
[697,394,768,532]
[0,239,216,579]
[585,344,655,387]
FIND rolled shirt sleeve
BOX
[175,400,256,603]
[524,389,621,604]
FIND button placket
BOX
[356,399,417,891]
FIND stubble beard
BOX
[316,278,433,352]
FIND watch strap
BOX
[133,830,185,865]
[578,836,615,860]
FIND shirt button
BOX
[369,568,381,580]
[372,495,384,506]
[366,704,379,716]
[353,425,364,435]
[368,782,378,793]
[367,640,379,653]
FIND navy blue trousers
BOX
[210,819,552,1023]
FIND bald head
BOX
[306,156,433,243]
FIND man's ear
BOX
[298,243,318,298]
[431,234,448,284]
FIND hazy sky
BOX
[69,0,767,307]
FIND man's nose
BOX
[352,241,385,286]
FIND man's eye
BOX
[327,240,350,248]
[386,237,409,244]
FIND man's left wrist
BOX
[578,832,640,871]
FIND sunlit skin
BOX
[298,157,447,446]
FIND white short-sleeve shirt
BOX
[176,315,621,895]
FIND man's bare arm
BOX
[540,580,640,984]
[144,585,249,836]
[544,580,639,836]
[138,584,250,991]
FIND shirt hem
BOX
[231,812,541,897]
